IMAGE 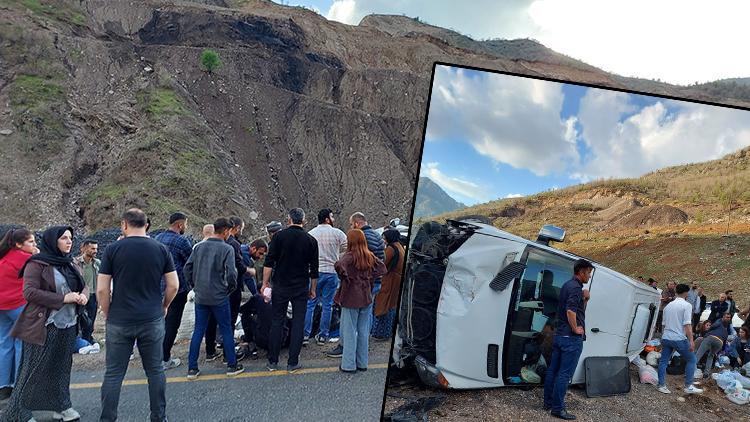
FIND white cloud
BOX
[326,0,357,23]
[321,0,750,85]
[426,65,578,176]
[576,92,750,180]
[325,0,538,39]
[505,193,524,198]
[421,162,490,203]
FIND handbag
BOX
[76,304,92,336]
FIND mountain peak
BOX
[414,177,466,219]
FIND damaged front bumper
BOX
[414,355,450,388]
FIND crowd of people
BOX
[541,268,750,421]
[0,206,405,421]
[653,279,750,393]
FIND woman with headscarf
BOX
[0,228,38,400]
[3,226,88,422]
[371,229,405,341]
[334,229,386,373]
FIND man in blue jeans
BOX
[304,209,347,345]
[97,209,179,422]
[656,283,703,395]
[184,217,244,379]
[543,258,593,420]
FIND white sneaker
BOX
[163,358,181,370]
[684,385,703,394]
[328,337,340,343]
[78,343,100,354]
[657,385,671,394]
[52,407,81,421]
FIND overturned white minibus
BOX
[395,219,661,389]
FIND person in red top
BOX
[334,229,386,373]
[0,228,37,399]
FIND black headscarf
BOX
[19,225,85,293]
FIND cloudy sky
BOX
[418,65,750,206]
[275,0,750,86]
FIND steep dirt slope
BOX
[2,0,749,236]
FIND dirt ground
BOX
[383,366,749,421]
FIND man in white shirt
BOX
[656,283,703,395]
[303,209,347,345]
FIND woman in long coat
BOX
[3,226,88,422]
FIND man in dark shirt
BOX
[262,208,319,373]
[708,292,729,322]
[726,290,738,316]
[656,281,676,334]
[97,209,179,422]
[543,258,594,420]
[154,212,193,370]
[238,239,268,359]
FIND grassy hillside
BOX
[428,147,750,304]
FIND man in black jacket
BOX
[708,293,729,322]
[262,208,318,373]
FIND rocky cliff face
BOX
[1,0,747,235]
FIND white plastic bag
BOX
[632,356,647,369]
[638,364,658,385]
[716,371,736,390]
[725,380,743,394]
[646,351,661,367]
[731,371,750,389]
[726,388,750,405]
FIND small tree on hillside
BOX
[200,49,222,73]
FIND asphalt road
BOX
[68,360,389,421]
[1,299,392,421]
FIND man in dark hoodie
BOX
[695,312,735,377]
[184,218,243,379]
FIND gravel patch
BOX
[384,366,748,421]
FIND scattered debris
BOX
[383,394,446,422]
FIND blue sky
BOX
[275,0,333,14]
[420,65,750,206]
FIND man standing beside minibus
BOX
[543,258,594,420]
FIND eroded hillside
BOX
[1,0,748,235]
